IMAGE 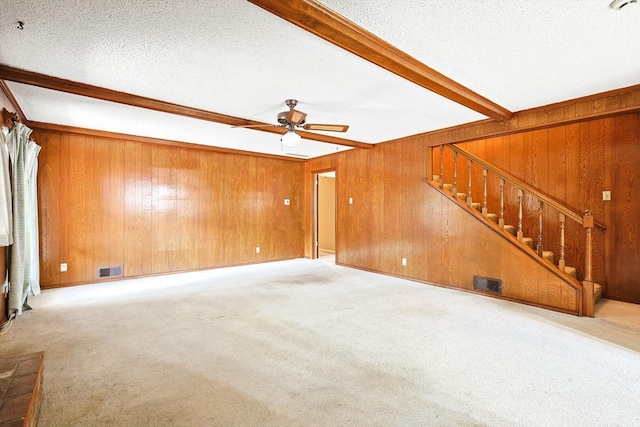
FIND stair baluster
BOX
[517,189,523,242]
[559,213,566,272]
[452,151,458,195]
[482,169,488,217]
[499,178,505,229]
[466,160,472,206]
[439,145,444,189]
[537,200,544,257]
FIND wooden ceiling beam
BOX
[248,0,513,121]
[0,64,373,149]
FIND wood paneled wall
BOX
[35,128,304,288]
[445,114,640,303]
[306,113,640,308]
[306,137,581,314]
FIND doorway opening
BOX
[314,170,336,262]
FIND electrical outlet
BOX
[256,246,260,254]
[402,258,407,266]
[602,191,611,201]
[60,263,68,272]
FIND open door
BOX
[313,171,336,260]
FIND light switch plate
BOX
[603,191,611,201]
[284,199,290,205]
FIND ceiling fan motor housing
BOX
[277,111,290,125]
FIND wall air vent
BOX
[473,275,502,294]
[97,265,124,279]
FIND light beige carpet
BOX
[1,258,639,426]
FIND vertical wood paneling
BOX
[564,123,581,277]
[610,115,640,302]
[423,188,443,284]
[151,144,169,273]
[403,138,427,280]
[367,146,385,271]
[123,140,140,276]
[92,138,111,275]
[175,147,198,269]
[506,133,524,227]
[37,128,305,288]
[68,134,89,283]
[201,150,220,267]
[36,131,61,286]
[382,144,403,276]
[547,126,566,260]
[589,120,606,286]
[108,138,125,270]
[448,116,640,301]
[59,133,71,280]
[603,120,616,296]
[35,113,640,304]
[530,130,548,248]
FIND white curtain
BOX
[6,122,41,317]
[0,128,12,246]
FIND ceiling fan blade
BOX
[232,124,284,128]
[288,108,307,125]
[303,123,349,132]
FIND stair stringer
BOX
[427,180,583,316]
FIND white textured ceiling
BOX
[1,1,639,158]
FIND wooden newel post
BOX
[582,210,595,317]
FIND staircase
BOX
[434,175,602,303]
[430,144,605,316]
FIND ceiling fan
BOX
[237,99,349,147]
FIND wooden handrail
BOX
[448,144,606,231]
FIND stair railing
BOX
[431,143,605,316]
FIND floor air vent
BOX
[97,265,124,279]
[473,275,502,294]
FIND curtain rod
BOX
[1,107,20,128]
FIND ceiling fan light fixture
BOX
[281,129,301,147]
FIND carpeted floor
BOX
[1,258,639,426]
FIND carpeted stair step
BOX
[521,237,534,249]
[542,251,555,264]
[486,212,498,223]
[562,266,577,279]
[471,202,481,211]
[595,283,602,302]
[503,224,516,235]
[457,192,467,200]
[443,183,453,192]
